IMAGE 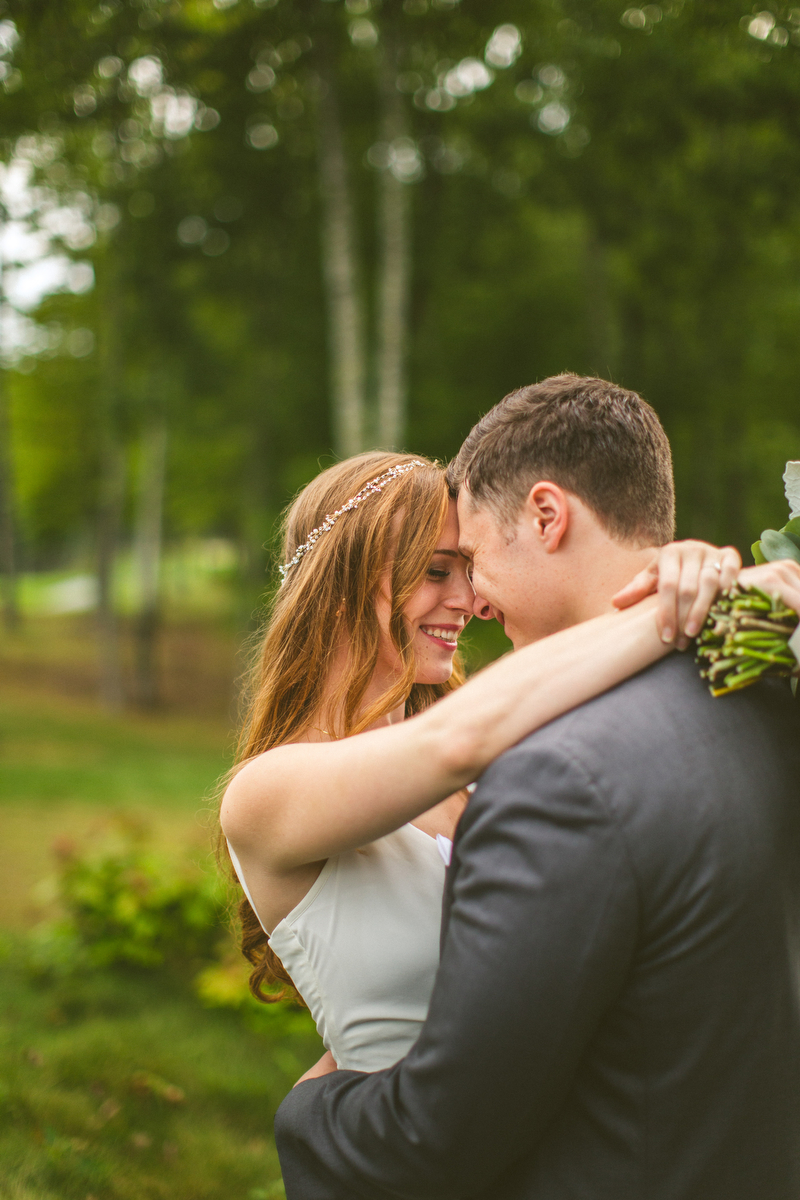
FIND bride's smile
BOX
[374,500,476,689]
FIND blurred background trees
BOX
[2,8,800,1191]
[3,0,800,706]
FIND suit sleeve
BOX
[275,739,638,1200]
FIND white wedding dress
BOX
[228,824,452,1072]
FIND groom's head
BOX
[448,374,675,647]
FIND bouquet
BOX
[696,462,800,697]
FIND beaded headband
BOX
[279,460,426,580]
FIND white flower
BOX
[783,461,800,519]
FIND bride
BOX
[219,450,781,1080]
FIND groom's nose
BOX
[472,592,497,621]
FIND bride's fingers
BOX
[718,546,742,593]
[653,545,686,644]
[683,546,742,640]
[739,560,800,616]
[671,545,707,647]
[682,564,726,642]
[656,540,739,645]
[613,542,743,640]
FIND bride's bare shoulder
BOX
[220,739,321,845]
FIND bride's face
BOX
[375,500,476,685]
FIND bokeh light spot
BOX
[177,216,208,245]
[202,229,230,257]
[246,122,279,150]
[485,25,522,69]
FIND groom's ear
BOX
[524,482,570,554]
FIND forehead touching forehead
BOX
[456,484,514,556]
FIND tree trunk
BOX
[238,426,272,627]
[376,33,411,451]
[317,56,366,458]
[132,416,168,708]
[0,233,19,630]
[96,430,126,709]
[95,259,126,708]
[0,364,18,631]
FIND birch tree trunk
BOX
[96,261,125,708]
[376,33,411,451]
[317,56,366,458]
[96,430,126,709]
[0,365,18,631]
[132,415,168,708]
[0,243,19,630]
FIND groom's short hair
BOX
[447,374,675,546]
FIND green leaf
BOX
[752,540,768,565]
[759,529,800,565]
[783,517,800,539]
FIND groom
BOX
[275,375,800,1199]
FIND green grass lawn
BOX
[0,617,323,1198]
[0,943,322,1200]
[0,692,231,809]
[0,687,232,931]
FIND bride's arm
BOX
[225,534,746,871]
[222,599,667,872]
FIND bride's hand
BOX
[738,560,800,616]
[294,1049,338,1088]
[612,540,741,648]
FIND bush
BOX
[27,826,227,975]
[193,958,312,1039]
[25,825,313,1039]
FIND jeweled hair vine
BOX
[279,460,425,579]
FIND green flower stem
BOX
[696,584,799,697]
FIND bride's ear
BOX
[524,482,569,553]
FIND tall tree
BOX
[375,19,412,450]
[317,51,367,458]
[132,412,168,708]
[0,230,19,630]
[95,253,126,709]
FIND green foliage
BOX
[28,834,227,972]
[194,956,315,1041]
[753,517,800,568]
[21,814,313,1040]
[4,0,800,573]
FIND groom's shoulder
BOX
[485,651,798,799]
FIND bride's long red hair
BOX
[226,451,465,1002]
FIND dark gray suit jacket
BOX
[275,654,800,1199]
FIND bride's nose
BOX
[444,576,476,614]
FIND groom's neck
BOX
[552,541,656,633]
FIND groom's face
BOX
[457,490,568,649]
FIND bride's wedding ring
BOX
[712,562,722,571]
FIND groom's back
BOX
[478,653,800,1200]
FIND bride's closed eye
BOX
[427,567,450,581]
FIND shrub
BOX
[28,827,227,975]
